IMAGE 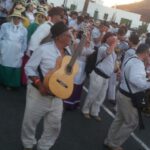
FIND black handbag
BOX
[124,75,147,109]
[130,91,147,109]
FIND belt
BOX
[94,68,110,79]
[119,88,132,98]
[31,83,55,97]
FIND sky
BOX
[100,0,143,7]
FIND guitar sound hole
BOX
[56,79,68,88]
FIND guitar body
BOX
[48,55,79,99]
[44,26,87,99]
[44,56,62,90]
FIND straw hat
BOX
[9,10,25,20]
[13,0,26,6]
[34,6,47,17]
[14,4,25,12]
[26,2,37,9]
[41,4,50,12]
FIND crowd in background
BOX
[1,0,150,150]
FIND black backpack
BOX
[85,47,98,76]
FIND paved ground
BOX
[0,85,150,150]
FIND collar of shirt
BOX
[47,20,54,26]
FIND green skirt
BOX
[0,65,21,87]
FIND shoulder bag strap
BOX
[123,56,138,94]
[123,56,145,130]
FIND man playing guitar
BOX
[21,22,71,150]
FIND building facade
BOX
[48,0,142,29]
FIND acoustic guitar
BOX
[44,27,87,99]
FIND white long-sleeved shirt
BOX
[123,48,136,63]
[28,21,53,52]
[0,0,13,17]
[91,27,101,47]
[0,22,27,67]
[120,55,150,93]
[25,12,35,23]
[96,43,117,77]
[25,41,61,80]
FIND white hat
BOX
[9,10,25,20]
[14,4,25,12]
[34,6,47,17]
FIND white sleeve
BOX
[28,23,51,51]
[21,28,27,53]
[97,45,108,60]
[129,62,150,91]
[25,47,43,77]
[92,28,100,39]
[81,42,95,56]
[0,24,6,40]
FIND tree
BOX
[63,0,68,8]
[82,0,90,15]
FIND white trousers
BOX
[107,72,117,100]
[21,84,63,150]
[105,91,138,147]
[82,71,108,116]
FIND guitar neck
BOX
[68,34,86,68]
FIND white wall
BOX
[48,0,142,28]
[147,24,150,32]
[86,3,141,28]
[48,0,64,6]
[115,9,141,28]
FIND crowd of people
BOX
[1,0,150,150]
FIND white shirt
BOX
[91,27,100,39]
[96,43,117,77]
[69,19,79,31]
[0,22,27,67]
[123,48,136,63]
[28,21,53,52]
[25,12,35,23]
[25,41,61,79]
[91,27,101,47]
[0,0,13,17]
[74,41,94,84]
[120,56,150,93]
[79,44,94,61]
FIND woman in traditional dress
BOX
[12,2,30,28]
[0,10,27,88]
[21,6,47,85]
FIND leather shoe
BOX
[104,143,124,150]
[82,113,91,119]
[91,115,101,121]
